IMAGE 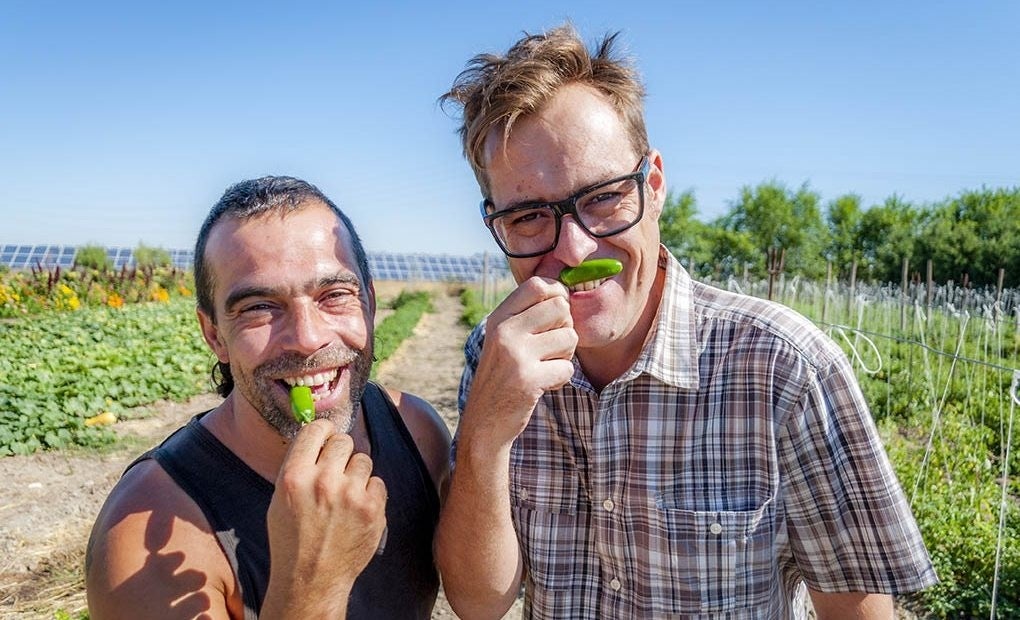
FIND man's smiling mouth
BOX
[281,368,342,401]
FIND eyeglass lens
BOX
[489,175,643,257]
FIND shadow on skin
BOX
[100,501,215,617]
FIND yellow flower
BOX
[150,286,170,303]
[54,284,81,311]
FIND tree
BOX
[825,193,864,281]
[857,196,921,283]
[719,180,828,279]
[659,189,712,276]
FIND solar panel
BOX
[0,244,510,282]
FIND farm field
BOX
[1,275,1016,618]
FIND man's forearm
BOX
[809,590,894,620]
[435,442,523,619]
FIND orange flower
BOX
[107,293,124,308]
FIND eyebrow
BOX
[223,272,361,313]
[503,171,636,211]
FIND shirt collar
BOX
[618,246,700,390]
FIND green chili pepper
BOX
[290,385,315,425]
[559,258,623,287]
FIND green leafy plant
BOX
[371,290,433,377]
[74,244,112,270]
[133,242,172,268]
[0,298,214,455]
[459,287,489,328]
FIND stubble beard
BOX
[235,341,374,439]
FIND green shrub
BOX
[133,243,172,268]
[74,244,112,270]
[881,413,1020,618]
[371,290,432,377]
[459,287,489,328]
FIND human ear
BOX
[645,150,667,220]
[197,308,230,364]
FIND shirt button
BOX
[609,578,621,591]
[519,488,529,500]
[709,522,723,535]
[602,498,615,512]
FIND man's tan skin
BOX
[434,83,893,619]
[86,201,450,618]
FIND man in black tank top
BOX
[85,176,451,619]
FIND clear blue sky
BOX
[2,1,1017,256]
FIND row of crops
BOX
[748,274,1019,618]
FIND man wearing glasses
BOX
[435,24,936,619]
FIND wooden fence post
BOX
[926,259,933,310]
[995,267,1005,322]
[766,247,785,301]
[482,251,490,308]
[822,261,832,323]
[847,259,858,323]
[901,257,909,332]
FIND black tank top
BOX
[128,382,440,619]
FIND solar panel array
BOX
[368,251,509,282]
[0,244,510,282]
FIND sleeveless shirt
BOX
[128,382,440,619]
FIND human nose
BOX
[551,214,598,266]
[283,302,331,355]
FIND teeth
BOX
[568,277,606,293]
[283,369,339,389]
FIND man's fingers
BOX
[344,451,375,482]
[316,432,356,468]
[277,419,336,477]
[492,276,568,320]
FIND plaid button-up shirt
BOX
[456,248,936,619]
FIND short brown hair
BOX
[440,23,649,197]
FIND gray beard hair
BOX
[242,342,374,439]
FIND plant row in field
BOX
[0,298,213,455]
[0,263,193,318]
[371,290,434,378]
[774,292,1020,618]
[0,289,434,457]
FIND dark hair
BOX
[194,175,372,396]
[440,23,648,197]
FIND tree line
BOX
[659,182,1020,289]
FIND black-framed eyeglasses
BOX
[480,156,651,258]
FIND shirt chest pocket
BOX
[650,494,777,614]
[510,460,586,592]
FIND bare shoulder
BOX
[86,459,241,619]
[382,386,452,495]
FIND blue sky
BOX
[2,1,1017,256]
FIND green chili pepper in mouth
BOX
[559,258,623,287]
[290,385,315,425]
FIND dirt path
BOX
[0,286,524,619]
